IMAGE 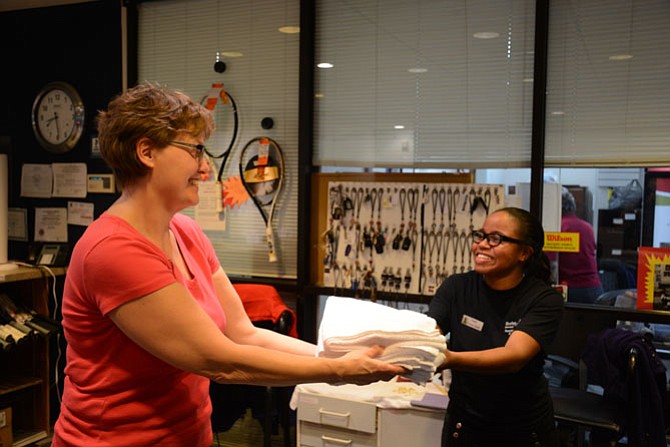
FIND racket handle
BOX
[266,226,278,263]
[216,182,223,213]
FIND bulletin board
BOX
[310,172,507,297]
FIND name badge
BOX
[461,314,484,332]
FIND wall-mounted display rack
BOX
[310,173,506,300]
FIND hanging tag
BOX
[375,233,385,254]
[203,83,224,110]
[363,229,373,248]
[426,277,437,295]
[257,138,270,166]
[402,234,412,251]
[392,232,403,250]
[343,196,354,211]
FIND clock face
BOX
[32,82,85,153]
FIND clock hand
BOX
[45,112,58,126]
[54,112,61,139]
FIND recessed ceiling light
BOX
[394,125,405,130]
[315,93,324,98]
[523,78,534,83]
[318,62,334,69]
[609,54,633,61]
[551,111,565,115]
[279,26,300,34]
[473,32,500,39]
[408,67,427,73]
[219,51,243,58]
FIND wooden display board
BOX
[310,172,478,290]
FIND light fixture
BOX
[394,125,405,130]
[279,26,300,34]
[219,51,243,58]
[408,67,427,73]
[317,62,334,69]
[473,32,500,39]
[609,54,633,61]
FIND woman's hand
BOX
[331,345,408,385]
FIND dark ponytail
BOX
[498,207,552,285]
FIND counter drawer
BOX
[298,421,376,447]
[296,392,377,433]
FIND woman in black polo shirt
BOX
[428,207,564,447]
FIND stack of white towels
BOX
[317,296,447,384]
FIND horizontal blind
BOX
[138,0,299,278]
[314,0,536,168]
[545,0,670,167]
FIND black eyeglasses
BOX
[170,141,208,162]
[471,230,526,247]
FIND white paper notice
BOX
[52,163,88,198]
[195,181,226,231]
[67,201,94,226]
[34,207,68,242]
[21,164,53,198]
[8,208,28,241]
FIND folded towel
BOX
[317,296,447,384]
[318,297,439,349]
[323,333,446,356]
[381,345,444,364]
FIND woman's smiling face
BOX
[473,210,532,288]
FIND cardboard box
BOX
[0,407,12,447]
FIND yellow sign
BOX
[544,232,579,252]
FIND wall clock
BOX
[31,81,85,153]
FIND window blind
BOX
[138,0,300,279]
[545,0,670,167]
[313,0,537,169]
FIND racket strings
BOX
[200,91,239,182]
[238,137,285,263]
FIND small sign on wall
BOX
[544,232,580,253]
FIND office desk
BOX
[293,384,446,447]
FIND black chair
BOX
[546,328,670,447]
[548,352,633,447]
[597,258,637,293]
[210,284,296,447]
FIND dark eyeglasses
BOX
[471,230,526,247]
[170,141,208,161]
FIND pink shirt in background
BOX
[559,212,602,289]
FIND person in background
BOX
[559,187,604,303]
[428,207,564,447]
[51,83,405,447]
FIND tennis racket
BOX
[238,137,285,263]
[200,85,239,212]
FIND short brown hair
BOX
[96,82,214,190]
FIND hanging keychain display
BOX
[323,180,505,296]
